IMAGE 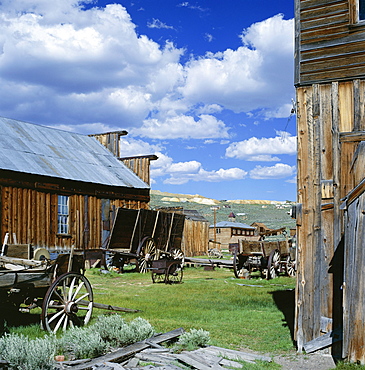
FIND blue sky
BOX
[0,0,296,201]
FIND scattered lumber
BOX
[184,257,233,268]
[67,327,184,369]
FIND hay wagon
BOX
[232,238,296,279]
[105,208,185,275]
[0,244,93,334]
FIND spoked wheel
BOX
[233,249,246,278]
[170,248,185,269]
[41,272,93,333]
[266,249,281,280]
[286,256,296,277]
[151,271,166,283]
[138,237,157,273]
[166,261,183,284]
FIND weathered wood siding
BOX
[296,80,365,361]
[296,0,365,85]
[121,156,157,186]
[343,191,365,363]
[0,184,148,251]
[181,219,209,257]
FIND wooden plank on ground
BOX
[303,328,342,353]
[68,328,184,369]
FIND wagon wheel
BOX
[286,256,296,277]
[151,271,166,284]
[170,248,185,269]
[266,249,281,280]
[233,248,246,278]
[166,261,183,284]
[138,237,157,273]
[41,272,93,333]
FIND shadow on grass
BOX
[0,308,41,334]
[269,289,296,344]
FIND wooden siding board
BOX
[299,0,347,10]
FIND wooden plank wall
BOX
[296,0,365,85]
[181,219,209,257]
[122,157,152,185]
[295,80,364,356]
[0,186,148,250]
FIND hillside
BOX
[150,190,296,230]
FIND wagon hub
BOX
[145,253,151,261]
[65,301,79,314]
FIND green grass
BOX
[87,267,296,354]
[5,267,365,368]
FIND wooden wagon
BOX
[232,238,296,279]
[0,245,93,333]
[105,208,185,274]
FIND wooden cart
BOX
[232,238,296,279]
[149,258,183,284]
[105,208,185,273]
[0,249,93,333]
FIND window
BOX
[216,228,221,234]
[360,0,365,20]
[58,195,69,234]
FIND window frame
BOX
[57,195,70,235]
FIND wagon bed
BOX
[105,208,185,273]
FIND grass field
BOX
[87,267,297,354]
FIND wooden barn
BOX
[0,117,151,255]
[294,0,365,362]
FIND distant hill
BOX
[150,190,296,230]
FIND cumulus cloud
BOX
[0,2,294,138]
[134,114,230,139]
[164,166,248,185]
[149,155,247,185]
[180,14,294,115]
[249,163,296,179]
[225,132,296,161]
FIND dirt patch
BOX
[273,352,336,370]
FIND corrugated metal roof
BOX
[209,221,255,229]
[0,117,149,189]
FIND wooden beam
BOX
[340,131,365,142]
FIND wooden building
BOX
[209,221,258,250]
[154,207,209,257]
[294,0,365,362]
[0,117,150,254]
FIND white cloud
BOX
[147,18,174,29]
[180,14,294,115]
[134,114,230,139]
[225,133,297,161]
[0,3,294,142]
[250,163,296,179]
[164,167,247,185]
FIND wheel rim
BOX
[233,249,245,278]
[286,256,296,277]
[166,262,183,284]
[139,237,156,273]
[266,250,281,280]
[151,272,166,283]
[41,273,93,333]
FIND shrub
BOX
[0,333,56,370]
[174,328,210,352]
[91,315,154,347]
[57,327,106,360]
